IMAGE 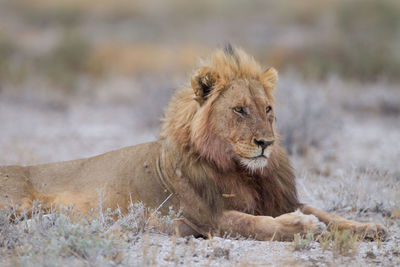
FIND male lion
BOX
[0,46,387,241]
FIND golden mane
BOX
[202,46,263,82]
[160,46,299,217]
[160,46,275,151]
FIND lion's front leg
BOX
[300,205,387,240]
[215,210,326,241]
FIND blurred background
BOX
[1,2,400,264]
[0,1,399,207]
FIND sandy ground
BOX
[0,88,399,266]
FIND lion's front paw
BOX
[276,210,327,238]
[353,223,388,241]
[292,210,327,235]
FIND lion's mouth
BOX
[243,154,267,160]
[243,148,271,159]
[236,148,273,170]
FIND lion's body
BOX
[0,46,386,240]
[0,142,176,215]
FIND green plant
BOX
[293,232,315,251]
[318,226,360,256]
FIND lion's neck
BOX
[213,155,300,217]
[162,140,300,217]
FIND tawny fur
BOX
[0,46,387,240]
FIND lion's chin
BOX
[239,156,268,172]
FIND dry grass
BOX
[0,197,183,266]
[293,229,365,256]
[298,168,400,216]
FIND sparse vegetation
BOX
[293,229,362,256]
[293,233,315,251]
[0,0,399,266]
[0,199,184,266]
[298,168,400,216]
[318,228,360,256]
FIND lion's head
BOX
[161,46,280,173]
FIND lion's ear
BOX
[191,67,220,104]
[261,67,278,88]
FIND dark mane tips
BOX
[223,43,241,67]
[224,43,235,56]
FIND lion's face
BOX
[190,66,278,172]
[211,79,276,171]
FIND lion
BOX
[0,46,387,241]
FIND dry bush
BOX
[298,168,400,216]
[0,204,121,265]
[0,197,181,266]
[275,73,341,155]
[336,81,400,117]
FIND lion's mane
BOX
[159,47,300,219]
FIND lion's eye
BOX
[233,106,246,115]
[266,106,272,114]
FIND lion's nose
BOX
[253,139,274,149]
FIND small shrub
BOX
[323,169,397,215]
[293,232,315,251]
[318,227,360,256]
